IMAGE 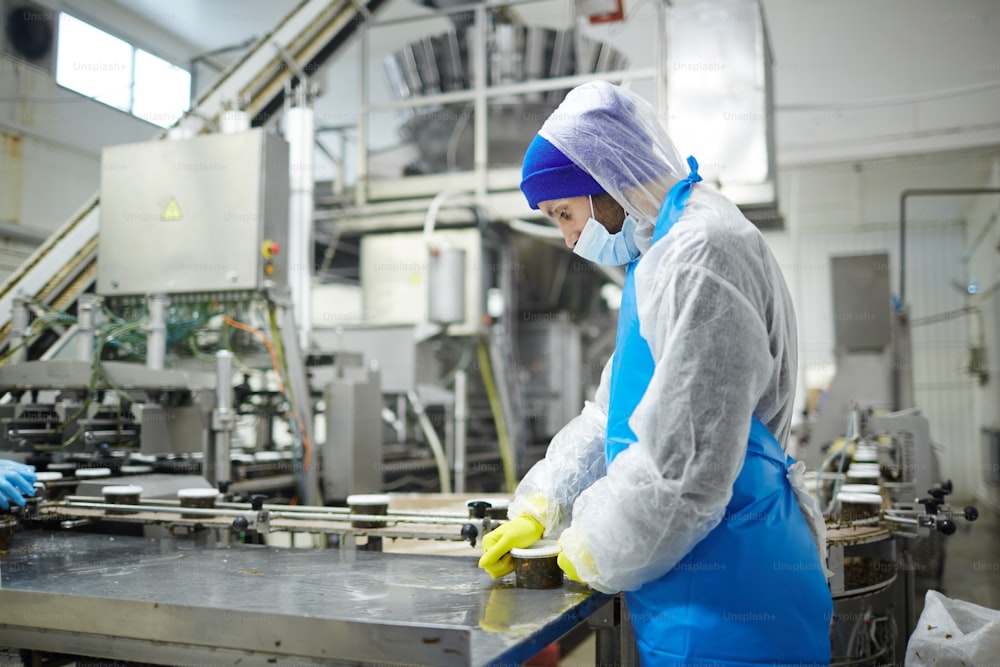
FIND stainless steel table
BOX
[0,531,609,666]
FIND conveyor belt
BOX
[0,530,608,666]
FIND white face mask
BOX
[572,196,641,266]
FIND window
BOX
[55,13,191,128]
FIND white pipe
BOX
[423,190,473,249]
[454,369,467,494]
[76,295,102,363]
[145,293,168,371]
[214,350,234,489]
[408,391,452,494]
[285,104,315,352]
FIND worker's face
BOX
[538,195,625,250]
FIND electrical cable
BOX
[477,339,517,492]
[266,307,313,474]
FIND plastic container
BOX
[102,485,143,514]
[178,488,219,519]
[836,491,883,522]
[0,515,14,553]
[76,467,112,480]
[853,447,879,463]
[47,462,76,474]
[347,494,390,528]
[846,464,880,484]
[839,484,881,495]
[511,540,563,589]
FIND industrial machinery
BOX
[798,254,979,664]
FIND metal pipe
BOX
[286,102,316,352]
[212,350,234,489]
[76,294,102,363]
[454,369,467,494]
[8,428,56,438]
[145,293,168,371]
[83,430,138,443]
[366,68,656,113]
[472,3,488,198]
[58,499,486,526]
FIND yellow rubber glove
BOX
[557,551,585,584]
[478,515,544,579]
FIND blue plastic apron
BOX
[606,157,832,666]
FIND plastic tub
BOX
[511,540,563,589]
[0,515,14,553]
[836,492,883,522]
[76,467,112,479]
[178,488,219,519]
[102,485,143,513]
[839,484,881,495]
[347,494,390,528]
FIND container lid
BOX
[76,468,112,478]
[35,471,64,482]
[47,463,76,471]
[177,488,219,499]
[840,484,881,494]
[853,449,878,462]
[128,453,157,464]
[347,494,390,505]
[120,465,154,474]
[511,539,560,559]
[253,451,282,462]
[102,485,143,495]
[836,492,883,504]
[848,462,880,471]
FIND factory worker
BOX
[478,80,832,666]
[0,459,36,511]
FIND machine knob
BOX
[919,498,943,515]
[936,519,957,536]
[467,501,490,519]
[964,506,979,521]
[461,523,479,547]
[250,495,267,511]
[217,480,230,494]
[232,516,250,532]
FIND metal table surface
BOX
[0,530,608,666]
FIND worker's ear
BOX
[592,193,626,233]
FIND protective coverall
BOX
[504,81,833,665]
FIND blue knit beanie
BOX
[520,135,604,210]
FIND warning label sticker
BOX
[161,197,182,221]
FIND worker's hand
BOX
[557,534,597,586]
[0,460,36,511]
[478,515,544,579]
[557,551,584,583]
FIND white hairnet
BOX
[538,80,688,244]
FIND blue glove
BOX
[0,460,36,511]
